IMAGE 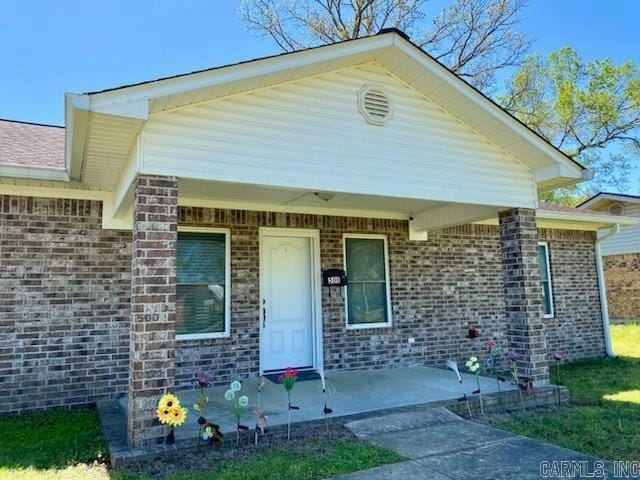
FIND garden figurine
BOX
[156,393,188,445]
[254,376,268,445]
[465,356,484,415]
[193,370,213,444]
[507,350,527,411]
[484,339,507,411]
[320,371,333,432]
[446,359,472,418]
[279,367,299,440]
[225,380,249,446]
[552,351,563,405]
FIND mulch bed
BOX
[118,420,357,478]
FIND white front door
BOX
[261,234,314,372]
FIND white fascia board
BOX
[65,93,90,181]
[0,164,69,182]
[86,35,393,112]
[534,163,579,184]
[391,37,585,180]
[410,203,503,233]
[476,209,639,231]
[537,210,640,227]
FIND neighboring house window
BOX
[343,234,392,328]
[176,229,231,339]
[538,242,554,318]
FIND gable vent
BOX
[358,84,392,125]
[608,203,625,216]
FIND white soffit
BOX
[80,113,143,189]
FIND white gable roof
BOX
[64,29,586,190]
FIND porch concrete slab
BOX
[118,366,514,442]
[331,460,452,480]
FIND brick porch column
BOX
[499,208,549,386]
[127,175,178,448]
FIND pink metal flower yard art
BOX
[279,367,299,440]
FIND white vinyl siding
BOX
[343,234,392,329]
[599,204,640,256]
[538,242,554,318]
[176,228,231,340]
[141,63,537,208]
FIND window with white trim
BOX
[343,234,392,328]
[538,242,554,318]
[176,229,231,339]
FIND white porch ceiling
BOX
[178,178,446,219]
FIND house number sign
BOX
[322,268,348,287]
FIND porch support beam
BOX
[499,208,550,386]
[409,204,501,240]
[127,174,178,448]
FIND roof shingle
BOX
[0,119,65,170]
[538,201,616,216]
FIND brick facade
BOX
[542,228,606,359]
[175,208,508,388]
[604,253,640,321]
[1,196,606,415]
[0,195,131,414]
[128,175,178,447]
[498,208,548,385]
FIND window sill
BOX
[346,322,392,330]
[176,332,230,341]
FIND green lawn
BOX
[499,323,640,461]
[113,440,403,480]
[0,408,110,480]
[0,407,402,480]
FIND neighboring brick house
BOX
[579,193,640,322]
[1,29,638,447]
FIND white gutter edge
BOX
[0,163,70,181]
[537,210,640,226]
[595,224,621,358]
[65,93,91,181]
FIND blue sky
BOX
[1,1,638,188]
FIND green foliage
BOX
[0,408,107,470]
[0,406,402,480]
[500,47,640,201]
[499,324,640,461]
[611,322,640,358]
[0,407,109,480]
[111,440,403,480]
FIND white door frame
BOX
[258,227,324,374]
